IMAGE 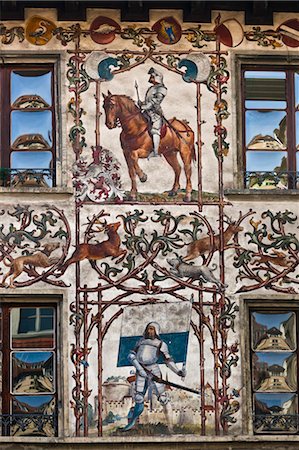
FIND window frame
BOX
[0,297,62,437]
[233,54,299,192]
[241,64,298,190]
[0,57,59,189]
[242,296,299,436]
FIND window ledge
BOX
[0,186,74,196]
[225,188,299,199]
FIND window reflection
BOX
[254,393,298,433]
[11,307,55,349]
[253,352,297,392]
[245,100,286,110]
[11,111,52,148]
[11,71,52,106]
[11,151,52,170]
[295,73,299,108]
[0,353,2,414]
[251,312,296,351]
[246,111,286,149]
[12,352,54,394]
[11,395,55,436]
[244,71,286,102]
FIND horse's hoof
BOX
[140,174,147,183]
[183,194,191,202]
[168,190,178,197]
[127,194,137,201]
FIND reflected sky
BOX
[246,110,286,146]
[296,73,299,107]
[245,71,286,79]
[11,71,52,106]
[13,352,53,364]
[11,111,52,146]
[255,352,294,366]
[255,393,296,407]
[11,151,52,169]
[247,151,287,172]
[252,312,294,329]
[14,395,53,408]
[245,100,286,110]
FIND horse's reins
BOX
[111,100,191,144]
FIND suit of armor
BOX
[140,68,167,157]
[122,321,186,431]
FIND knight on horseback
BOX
[139,67,167,158]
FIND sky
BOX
[255,352,294,366]
[13,351,53,364]
[252,312,293,329]
[11,71,52,106]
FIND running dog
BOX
[1,242,60,288]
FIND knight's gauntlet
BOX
[166,359,186,378]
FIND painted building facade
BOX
[0,1,298,448]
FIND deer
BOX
[183,218,244,263]
[57,220,126,275]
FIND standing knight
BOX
[122,321,186,431]
[139,67,167,158]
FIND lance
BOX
[134,80,141,105]
[142,365,200,396]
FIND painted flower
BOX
[217,73,229,84]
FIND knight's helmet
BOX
[148,67,163,85]
[144,321,161,337]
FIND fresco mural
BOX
[0,6,299,441]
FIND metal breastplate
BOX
[145,85,167,109]
[136,338,161,365]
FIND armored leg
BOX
[121,375,147,431]
[148,120,162,158]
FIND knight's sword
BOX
[142,365,200,396]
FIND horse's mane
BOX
[115,94,139,114]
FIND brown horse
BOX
[103,91,196,201]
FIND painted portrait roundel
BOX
[152,16,182,44]
[214,18,244,48]
[277,19,299,47]
[90,16,121,44]
[25,16,56,46]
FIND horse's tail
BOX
[170,118,196,161]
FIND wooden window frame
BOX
[0,63,57,187]
[0,301,58,437]
[241,64,298,190]
[249,305,299,435]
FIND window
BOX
[0,64,56,187]
[0,303,58,436]
[250,308,298,434]
[242,67,299,190]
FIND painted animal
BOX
[167,257,228,291]
[252,250,293,268]
[1,242,60,288]
[103,92,196,201]
[58,221,126,274]
[184,221,244,262]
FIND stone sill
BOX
[1,435,299,444]
[0,186,74,197]
[225,188,299,199]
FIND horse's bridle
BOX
[105,97,148,136]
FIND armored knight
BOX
[122,321,186,431]
[139,67,167,158]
